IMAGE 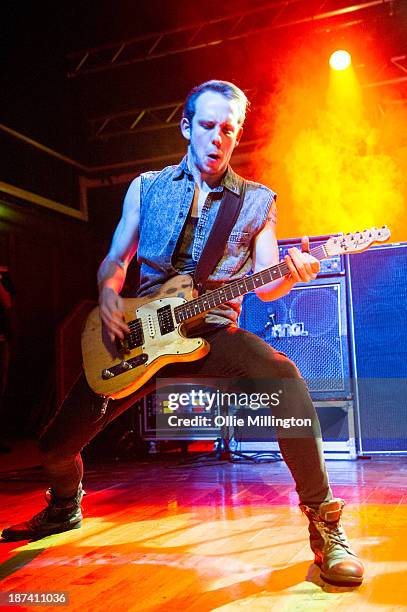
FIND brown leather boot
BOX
[300,498,364,586]
[1,485,84,541]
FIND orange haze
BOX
[252,45,406,242]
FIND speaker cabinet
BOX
[237,401,356,460]
[348,243,407,454]
[239,276,352,401]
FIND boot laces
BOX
[319,519,351,554]
[29,489,77,528]
[30,507,52,528]
[28,491,60,528]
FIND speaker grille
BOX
[240,280,350,399]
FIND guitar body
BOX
[81,274,209,399]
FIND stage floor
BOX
[0,452,406,611]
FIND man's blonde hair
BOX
[183,80,249,126]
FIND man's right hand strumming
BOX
[98,286,129,342]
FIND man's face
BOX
[181,90,243,177]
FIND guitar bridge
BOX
[102,353,148,379]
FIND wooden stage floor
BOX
[0,452,406,611]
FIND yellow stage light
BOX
[329,50,351,71]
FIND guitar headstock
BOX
[325,226,391,257]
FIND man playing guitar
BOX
[1,80,364,586]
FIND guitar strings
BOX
[108,240,384,343]
[120,251,328,338]
[125,280,266,330]
[122,261,295,336]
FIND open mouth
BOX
[207,153,221,161]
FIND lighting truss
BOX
[67,0,398,78]
[89,89,258,140]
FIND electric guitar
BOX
[82,226,391,399]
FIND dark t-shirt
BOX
[173,215,198,274]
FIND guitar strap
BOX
[193,181,246,295]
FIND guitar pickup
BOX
[102,353,148,379]
[116,317,144,352]
[158,304,175,335]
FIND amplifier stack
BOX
[238,238,407,457]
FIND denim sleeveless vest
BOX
[137,155,276,327]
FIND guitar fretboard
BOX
[174,244,327,323]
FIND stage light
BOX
[329,50,351,71]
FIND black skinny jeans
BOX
[39,325,332,507]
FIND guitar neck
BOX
[174,244,327,323]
